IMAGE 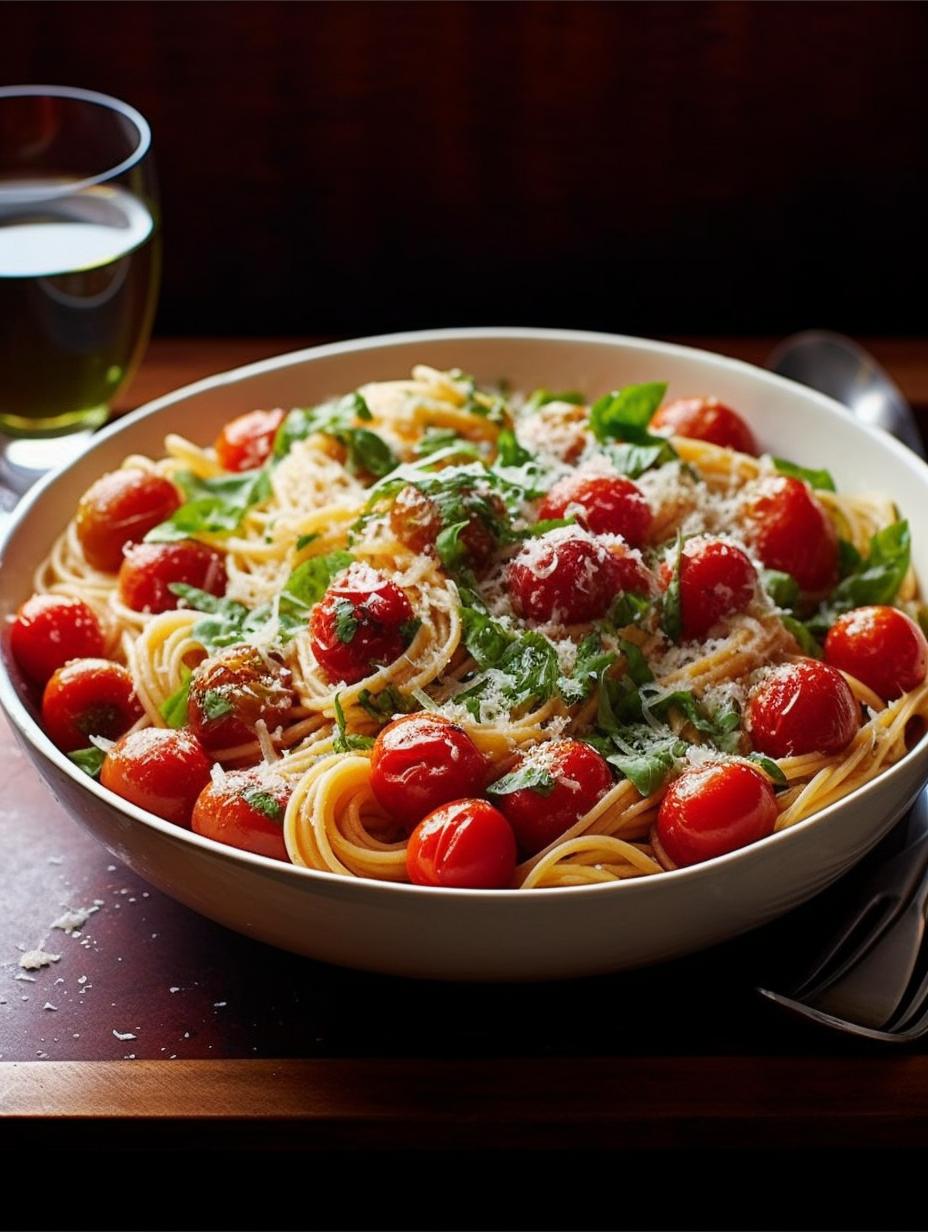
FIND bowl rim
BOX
[3,324,928,904]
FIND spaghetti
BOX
[19,365,928,889]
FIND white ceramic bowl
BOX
[3,328,928,981]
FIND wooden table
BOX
[4,336,928,1231]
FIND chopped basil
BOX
[146,467,271,542]
[295,532,321,552]
[458,631,560,719]
[435,520,471,571]
[333,596,359,644]
[520,517,577,539]
[201,689,234,721]
[345,427,398,478]
[160,668,192,728]
[660,533,684,643]
[557,633,617,705]
[414,428,481,460]
[773,457,836,492]
[781,614,823,659]
[277,550,354,636]
[399,617,422,642]
[746,753,788,786]
[169,585,257,652]
[241,787,284,822]
[761,569,800,611]
[589,382,667,443]
[68,746,106,778]
[838,537,863,578]
[332,693,375,753]
[274,393,398,479]
[357,685,414,721]
[808,520,911,635]
[524,388,584,412]
[608,591,653,628]
[605,439,677,478]
[604,729,687,797]
[495,428,532,467]
[458,586,515,670]
[487,764,557,797]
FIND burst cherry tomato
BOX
[42,658,142,753]
[491,738,613,856]
[187,644,294,751]
[824,606,928,701]
[746,658,859,757]
[389,483,504,572]
[309,563,415,684]
[662,537,757,640]
[508,527,627,625]
[118,540,227,613]
[214,408,286,472]
[192,768,291,861]
[76,468,181,572]
[742,475,837,593]
[370,713,486,829]
[537,474,652,546]
[9,594,106,685]
[656,762,778,867]
[100,727,212,825]
[651,397,759,455]
[406,798,517,889]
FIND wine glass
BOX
[0,85,160,503]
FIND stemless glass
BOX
[0,85,160,493]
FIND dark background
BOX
[4,0,927,337]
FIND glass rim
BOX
[0,84,152,198]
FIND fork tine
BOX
[789,894,896,999]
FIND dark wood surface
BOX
[4,336,928,1229]
[4,2,928,337]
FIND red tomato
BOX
[188,644,294,751]
[491,738,613,856]
[191,768,291,861]
[76,468,181,572]
[656,762,778,867]
[370,713,486,828]
[100,727,212,825]
[537,474,652,546]
[742,475,837,593]
[214,408,286,472]
[507,527,627,625]
[651,397,759,455]
[388,484,504,572]
[406,798,517,889]
[118,540,227,613]
[42,658,142,753]
[309,563,415,684]
[9,594,105,685]
[746,658,860,757]
[824,605,928,701]
[662,537,757,640]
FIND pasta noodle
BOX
[27,365,928,889]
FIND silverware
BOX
[758,331,928,1039]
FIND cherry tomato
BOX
[76,468,181,572]
[118,540,227,613]
[742,475,837,593]
[389,483,504,572]
[191,768,291,861]
[309,563,415,684]
[661,537,757,640]
[656,762,778,867]
[100,727,212,825]
[188,644,294,751]
[651,397,759,455]
[406,798,517,889]
[42,658,142,753]
[214,408,286,472]
[746,658,859,757]
[9,594,105,685]
[491,738,613,856]
[538,474,652,546]
[824,605,928,701]
[370,713,486,828]
[508,527,627,625]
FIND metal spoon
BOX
[767,329,925,458]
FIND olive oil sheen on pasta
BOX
[0,180,159,436]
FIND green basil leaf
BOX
[201,689,234,720]
[486,764,557,797]
[495,428,532,467]
[160,668,192,728]
[605,439,677,478]
[414,428,481,459]
[781,614,823,659]
[146,468,271,542]
[333,596,359,644]
[170,585,254,652]
[68,746,106,778]
[274,392,372,459]
[458,586,515,669]
[618,638,654,687]
[241,787,285,822]
[589,382,667,443]
[296,532,321,552]
[332,692,375,753]
[838,538,862,578]
[357,685,414,721]
[520,517,577,539]
[810,520,911,633]
[524,389,584,412]
[344,427,399,479]
[557,634,617,705]
[660,533,684,643]
[608,591,653,628]
[746,753,788,786]
[435,520,471,571]
[773,457,836,492]
[278,550,354,633]
[605,734,685,797]
[458,631,559,718]
[761,569,800,611]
